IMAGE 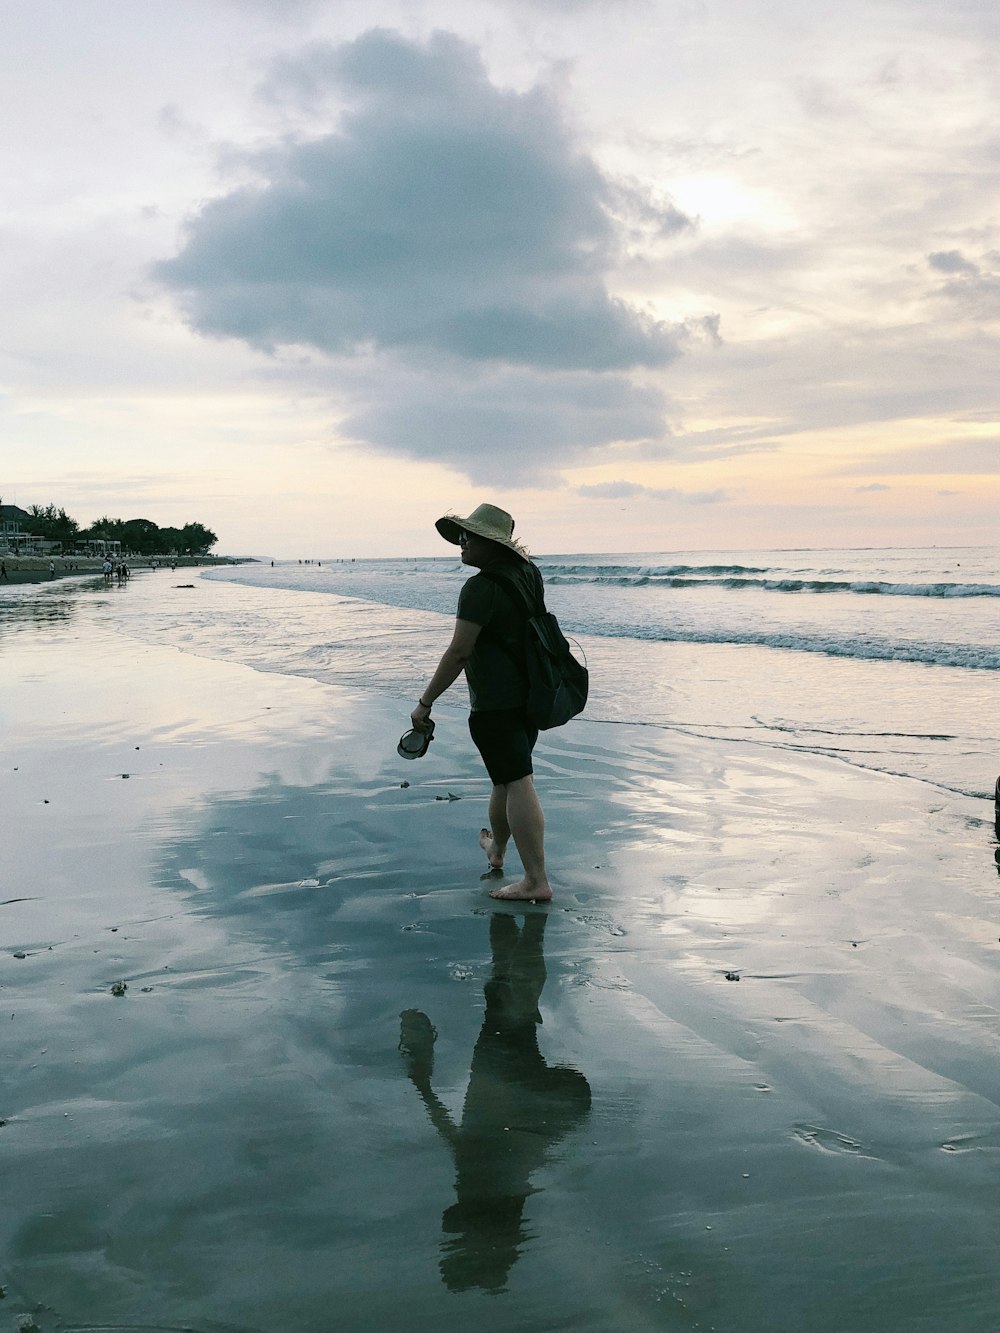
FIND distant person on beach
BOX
[49,561,55,578]
[411,503,551,903]
[0,560,6,579]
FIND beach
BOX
[2,568,999,1332]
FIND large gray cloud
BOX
[154,28,688,480]
[341,362,665,485]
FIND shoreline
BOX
[2,575,998,1331]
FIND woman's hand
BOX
[411,700,433,732]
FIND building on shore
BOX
[0,506,124,559]
[1,504,35,555]
[81,538,122,558]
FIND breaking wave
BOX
[541,568,1000,598]
[614,624,999,670]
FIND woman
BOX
[411,503,551,902]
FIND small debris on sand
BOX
[724,971,741,981]
[110,980,128,997]
[435,792,462,802]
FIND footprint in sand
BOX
[793,1123,876,1159]
[573,910,627,937]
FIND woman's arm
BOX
[411,618,482,729]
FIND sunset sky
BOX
[3,0,998,557]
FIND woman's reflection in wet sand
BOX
[400,911,591,1293]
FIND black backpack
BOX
[479,567,589,730]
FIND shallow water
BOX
[111,554,1000,799]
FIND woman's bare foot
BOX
[489,878,553,903]
[479,827,506,870]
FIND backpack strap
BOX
[478,564,545,620]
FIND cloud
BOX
[342,363,665,486]
[927,248,1000,317]
[928,249,979,276]
[154,28,690,480]
[496,0,640,9]
[576,479,728,502]
[841,438,999,476]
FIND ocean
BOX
[155,543,1000,803]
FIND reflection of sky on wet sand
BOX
[1,607,598,1325]
[3,589,1000,1330]
[113,770,601,1325]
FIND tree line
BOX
[24,505,218,557]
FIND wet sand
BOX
[0,555,244,584]
[1,587,998,1331]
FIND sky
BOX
[2,0,998,557]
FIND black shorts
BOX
[468,708,538,786]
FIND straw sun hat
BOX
[435,503,529,560]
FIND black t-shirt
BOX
[457,559,544,712]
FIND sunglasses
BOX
[458,531,470,546]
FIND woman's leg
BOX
[490,775,551,902]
